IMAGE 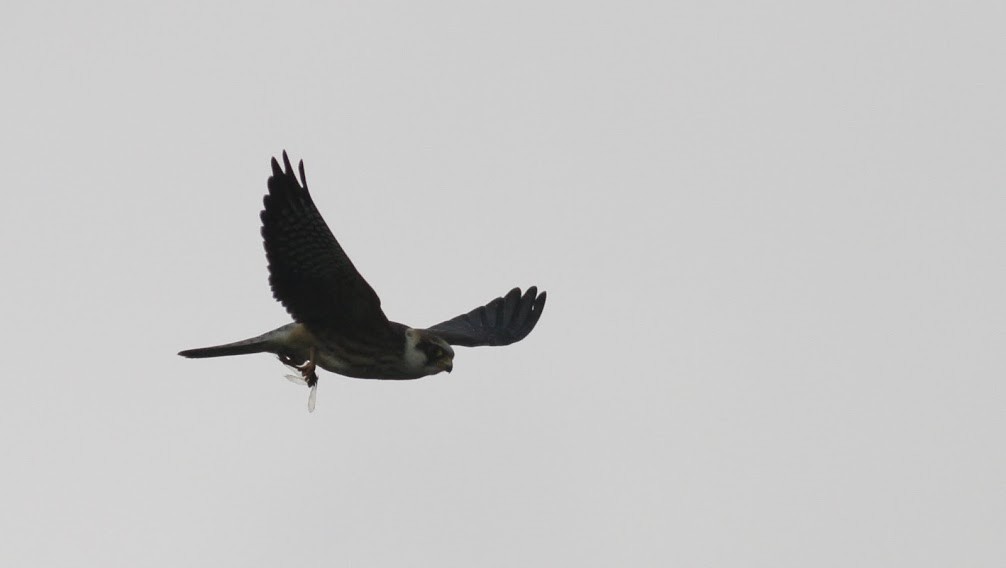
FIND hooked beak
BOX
[440,359,453,373]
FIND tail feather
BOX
[178,337,270,359]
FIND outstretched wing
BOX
[425,287,546,347]
[260,151,393,340]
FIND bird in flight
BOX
[179,152,546,411]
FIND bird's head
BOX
[404,329,455,376]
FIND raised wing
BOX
[260,152,393,340]
[425,287,546,347]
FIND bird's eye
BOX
[432,347,443,358]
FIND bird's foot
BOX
[303,347,319,412]
[302,363,318,388]
[279,348,319,412]
[278,350,318,387]
[301,346,318,388]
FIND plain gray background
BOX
[2,1,1003,566]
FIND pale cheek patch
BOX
[402,328,427,371]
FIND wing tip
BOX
[265,151,311,211]
[504,285,547,342]
[522,286,546,339]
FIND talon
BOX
[278,349,319,388]
[301,346,318,388]
[304,368,318,388]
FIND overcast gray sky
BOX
[1,1,1003,566]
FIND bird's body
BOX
[182,322,449,381]
[179,152,546,409]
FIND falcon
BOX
[179,152,546,410]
